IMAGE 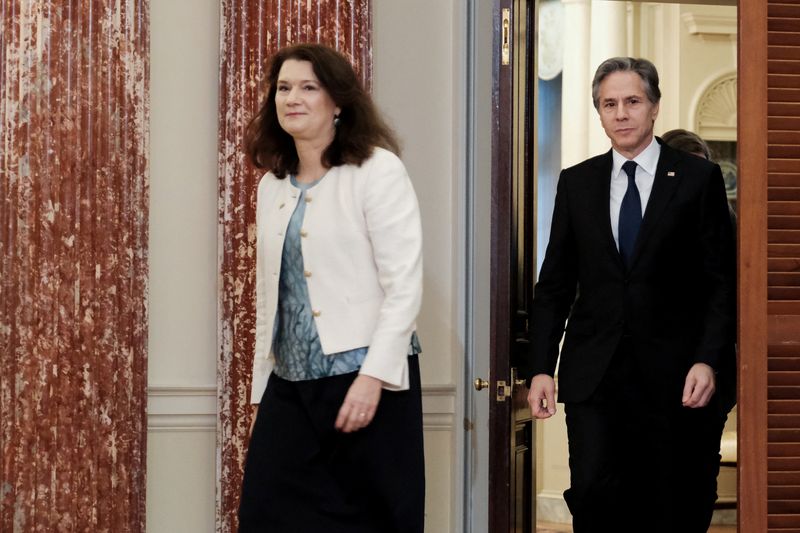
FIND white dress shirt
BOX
[609,136,661,250]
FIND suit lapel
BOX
[628,143,682,269]
[590,151,621,266]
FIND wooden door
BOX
[486,0,537,530]
[480,1,800,531]
[738,0,800,531]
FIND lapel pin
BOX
[279,202,286,209]
[667,171,675,177]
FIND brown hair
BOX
[244,43,400,177]
[661,128,712,160]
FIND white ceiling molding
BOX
[681,12,737,37]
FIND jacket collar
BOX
[592,137,683,271]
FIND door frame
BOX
[479,0,768,531]
[488,0,514,527]
[736,0,768,530]
[461,0,536,529]
[488,0,537,530]
[461,1,497,531]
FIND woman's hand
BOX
[335,374,383,433]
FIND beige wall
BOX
[146,1,462,531]
[147,0,219,531]
[678,4,737,139]
[373,1,460,531]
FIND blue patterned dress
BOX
[272,175,421,381]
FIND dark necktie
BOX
[618,160,641,267]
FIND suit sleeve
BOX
[521,170,579,379]
[693,164,736,370]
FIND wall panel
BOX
[0,1,149,531]
[216,2,371,531]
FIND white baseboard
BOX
[537,490,573,524]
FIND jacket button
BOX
[300,230,308,238]
[305,196,313,203]
[304,270,312,278]
[312,310,321,317]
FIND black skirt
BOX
[238,355,425,533]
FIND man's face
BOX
[597,71,660,159]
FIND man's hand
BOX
[528,374,557,419]
[682,363,716,408]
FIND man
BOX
[524,58,736,532]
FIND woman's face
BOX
[275,59,341,146]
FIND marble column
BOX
[560,0,592,168]
[0,1,149,531]
[216,2,372,532]
[634,3,683,134]
[588,0,628,156]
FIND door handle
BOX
[511,367,527,388]
[475,378,510,400]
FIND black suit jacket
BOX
[520,140,736,409]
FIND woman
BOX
[660,127,736,226]
[660,128,712,160]
[238,43,424,533]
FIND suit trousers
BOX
[563,340,727,533]
[238,356,425,533]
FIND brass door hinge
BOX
[501,8,511,66]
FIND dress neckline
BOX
[290,171,327,190]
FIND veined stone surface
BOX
[0,1,149,532]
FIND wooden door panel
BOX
[740,0,800,530]
[489,0,536,531]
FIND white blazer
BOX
[250,147,423,403]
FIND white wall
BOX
[372,1,461,530]
[147,0,220,530]
[147,1,462,531]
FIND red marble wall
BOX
[0,1,149,532]
[217,1,371,530]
